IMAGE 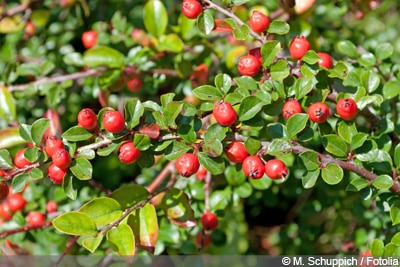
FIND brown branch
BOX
[146,160,176,193]
[0,221,52,239]
[7,68,106,92]
[54,235,79,267]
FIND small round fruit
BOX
[26,211,46,227]
[195,165,208,181]
[265,159,288,180]
[249,47,262,64]
[78,108,98,131]
[127,77,143,92]
[103,110,125,134]
[212,102,237,127]
[195,232,212,248]
[139,124,160,139]
[7,193,27,212]
[48,163,67,184]
[176,153,200,178]
[0,202,12,221]
[118,142,142,164]
[46,200,58,213]
[238,54,261,77]
[24,21,36,39]
[289,36,311,60]
[52,148,71,169]
[82,30,98,49]
[45,136,65,157]
[181,0,202,19]
[317,52,333,69]
[14,148,33,169]
[308,102,330,123]
[200,212,219,231]
[225,141,249,163]
[282,99,303,120]
[0,182,9,201]
[242,156,265,179]
[248,11,270,33]
[336,98,358,121]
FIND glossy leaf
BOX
[79,197,123,226]
[238,96,265,121]
[233,24,250,40]
[234,76,258,91]
[391,201,400,225]
[209,188,231,211]
[143,0,167,37]
[261,40,281,67]
[302,50,320,65]
[346,178,369,192]
[383,80,400,100]
[62,126,94,142]
[53,212,98,236]
[178,124,197,144]
[70,158,93,180]
[321,164,343,185]
[0,128,25,149]
[161,188,196,227]
[82,234,104,253]
[83,46,125,68]
[376,43,393,60]
[133,134,151,151]
[336,40,358,58]
[249,177,272,190]
[197,10,214,35]
[125,98,144,129]
[372,175,393,190]
[267,138,291,156]
[158,34,184,53]
[0,85,16,122]
[270,59,290,81]
[110,184,150,209]
[322,135,348,158]
[215,73,232,94]
[299,151,320,171]
[371,238,384,256]
[30,118,50,146]
[12,173,29,193]
[201,139,223,157]
[127,203,158,254]
[287,113,309,139]
[0,149,13,169]
[193,85,223,101]
[107,223,135,256]
[302,169,320,189]
[267,20,290,35]
[395,144,400,167]
[197,152,225,175]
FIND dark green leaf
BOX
[287,113,309,139]
[125,98,144,129]
[31,118,50,146]
[225,165,246,186]
[214,73,232,94]
[178,124,197,144]
[204,123,228,142]
[302,169,320,189]
[161,188,196,227]
[267,20,290,35]
[346,178,369,192]
[261,40,281,67]
[198,152,225,175]
[322,134,348,158]
[201,138,223,157]
[110,184,150,209]
[12,173,29,193]
[193,85,223,101]
[0,149,13,169]
[163,101,183,127]
[197,10,214,35]
[270,59,290,81]
[267,138,291,156]
[53,212,98,236]
[62,126,94,142]
[134,134,151,151]
[299,151,320,171]
[238,95,265,121]
[244,137,261,156]
[350,133,368,151]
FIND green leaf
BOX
[267,20,290,35]
[294,77,314,100]
[62,126,94,142]
[197,152,225,175]
[383,80,400,100]
[238,95,265,121]
[12,173,29,193]
[164,140,192,160]
[225,165,247,186]
[201,138,223,157]
[161,188,196,227]
[125,98,144,129]
[287,113,309,139]
[321,164,343,185]
[133,134,151,151]
[234,76,258,91]
[197,10,214,35]
[244,137,261,156]
[193,85,223,101]
[302,50,320,65]
[371,238,384,257]
[394,144,400,167]
[31,118,50,146]
[359,52,376,67]
[322,135,348,158]
[270,59,290,81]
[336,40,358,58]
[53,212,98,236]
[107,223,135,256]
[19,124,33,143]
[361,70,380,93]
[79,197,123,226]
[391,201,400,225]
[30,168,43,180]
[204,123,228,142]
[63,174,77,200]
[261,40,281,67]
[376,43,393,60]
[83,46,125,68]
[0,86,16,122]
[0,128,25,149]
[391,232,400,246]
[82,234,104,253]
[70,158,92,180]
[178,124,197,144]
[163,101,183,127]
[299,151,320,171]
[127,203,158,254]
[337,121,357,144]
[302,169,320,189]
[0,149,13,169]
[249,177,272,190]
[215,73,232,94]
[267,138,291,156]
[143,0,167,38]
[158,34,184,53]
[233,23,250,40]
[209,188,231,211]
[346,178,369,192]
[110,184,150,209]
[372,175,393,190]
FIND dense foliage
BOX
[1,0,400,261]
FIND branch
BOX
[7,68,106,92]
[0,221,52,239]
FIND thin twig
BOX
[0,221,52,239]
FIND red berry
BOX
[225,141,249,163]
[78,108,98,131]
[200,212,219,230]
[249,47,263,64]
[181,0,202,19]
[127,77,143,92]
[336,98,358,121]
[213,102,237,127]
[7,193,27,212]
[26,211,46,227]
[48,163,67,184]
[139,124,161,139]
[52,148,71,169]
[265,159,288,180]
[24,21,36,40]
[103,110,125,134]
[308,102,330,123]
[282,99,303,120]
[176,153,200,178]
[0,182,9,201]
[45,136,65,157]
[317,52,333,69]
[242,156,265,179]
[14,148,33,169]
[0,202,12,221]
[195,232,212,247]
[82,30,98,49]
[195,165,208,181]
[248,11,270,33]
[238,54,261,77]
[118,141,142,164]
[289,36,311,60]
[46,200,58,213]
